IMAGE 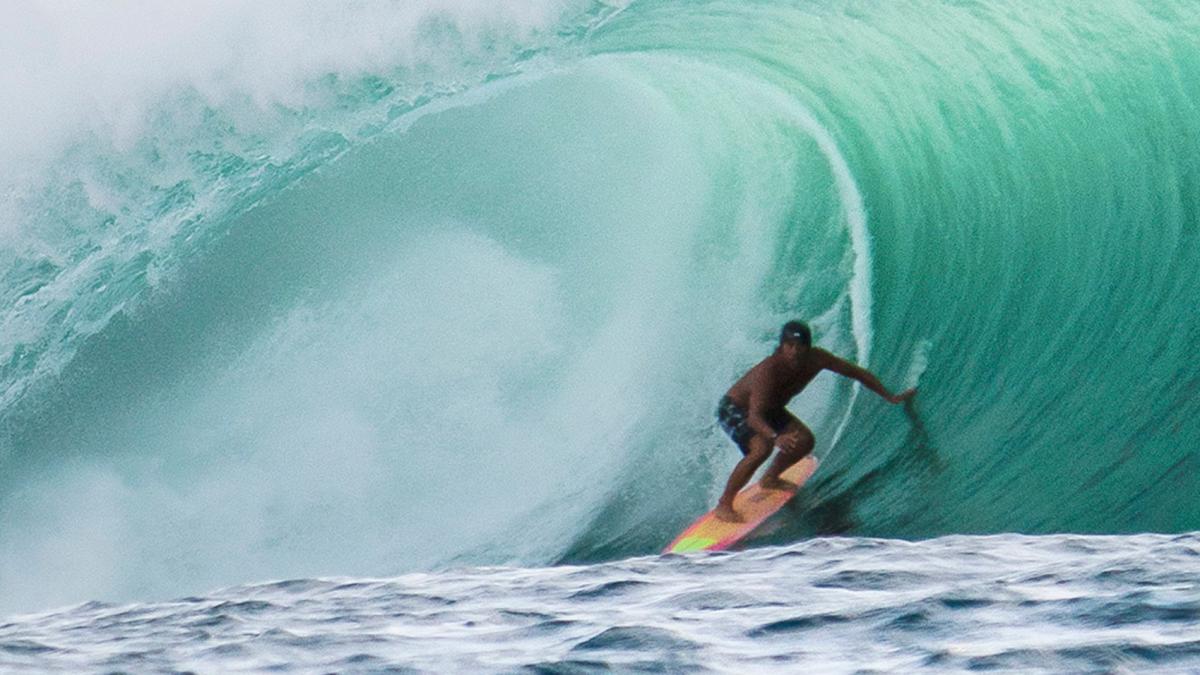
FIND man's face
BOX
[783,340,810,364]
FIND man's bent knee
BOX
[782,427,815,461]
[797,428,815,454]
[792,419,815,442]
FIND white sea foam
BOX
[905,338,933,389]
[0,1,573,169]
[2,533,1197,673]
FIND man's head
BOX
[779,320,812,363]
[780,320,812,347]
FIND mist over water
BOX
[1,0,1198,616]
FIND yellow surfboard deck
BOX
[664,455,819,554]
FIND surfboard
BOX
[664,455,819,554]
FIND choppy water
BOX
[3,534,1199,673]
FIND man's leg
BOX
[714,432,774,522]
[759,416,814,491]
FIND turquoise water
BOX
[1,0,1197,624]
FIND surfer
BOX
[713,320,915,522]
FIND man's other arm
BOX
[817,349,914,404]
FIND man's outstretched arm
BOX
[818,349,915,404]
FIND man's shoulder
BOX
[747,354,784,383]
[749,354,777,376]
[810,347,854,374]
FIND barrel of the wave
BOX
[664,456,819,553]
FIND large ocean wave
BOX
[1,0,1196,614]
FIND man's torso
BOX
[725,348,826,413]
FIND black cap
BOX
[780,320,812,346]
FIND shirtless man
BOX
[714,320,915,522]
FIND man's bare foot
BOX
[759,477,798,491]
[713,503,743,522]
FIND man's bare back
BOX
[713,321,915,522]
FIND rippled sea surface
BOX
[3,533,1198,673]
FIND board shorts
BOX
[716,396,790,456]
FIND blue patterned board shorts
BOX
[716,396,790,456]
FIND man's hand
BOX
[776,431,804,453]
[887,388,917,404]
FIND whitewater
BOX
[1,0,1198,671]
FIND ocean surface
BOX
[1,0,1198,670]
[3,534,1199,673]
